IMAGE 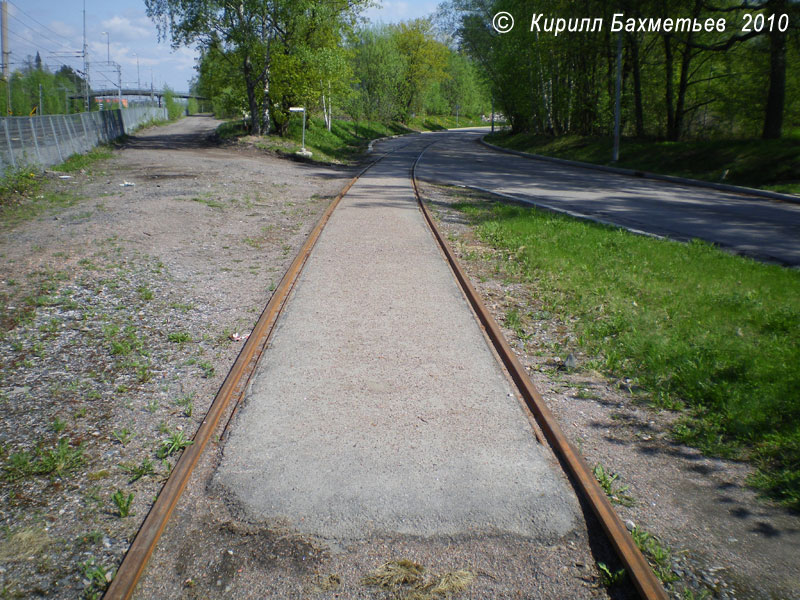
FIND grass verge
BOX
[451,197,800,509]
[405,114,486,131]
[51,145,114,173]
[486,132,800,195]
[220,113,488,164]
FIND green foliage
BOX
[51,146,113,174]
[156,429,193,459]
[0,63,85,116]
[80,557,113,599]
[149,0,370,134]
[631,528,679,583]
[119,457,155,483]
[445,0,800,139]
[110,489,134,517]
[593,464,636,507]
[454,199,800,508]
[0,168,41,208]
[2,438,85,481]
[346,23,489,125]
[162,86,184,121]
[596,562,626,587]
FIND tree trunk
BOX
[629,34,645,137]
[243,56,261,135]
[664,35,676,140]
[762,0,787,139]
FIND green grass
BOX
[405,114,486,131]
[486,132,800,195]
[280,116,412,163]
[453,199,800,508]
[51,145,113,173]
[224,114,488,165]
[2,438,85,481]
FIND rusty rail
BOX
[411,143,669,600]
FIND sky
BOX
[5,1,439,93]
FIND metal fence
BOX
[0,105,168,171]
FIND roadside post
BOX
[289,106,311,157]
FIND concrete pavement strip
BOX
[214,137,581,543]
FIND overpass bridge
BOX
[71,89,207,105]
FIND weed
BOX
[175,393,194,417]
[198,361,215,378]
[597,562,626,587]
[52,145,113,173]
[111,489,134,517]
[112,428,133,445]
[51,417,67,434]
[119,457,155,483]
[146,398,159,413]
[593,464,636,507]
[80,556,114,598]
[3,438,84,481]
[193,196,224,209]
[169,302,195,312]
[156,429,193,459]
[167,331,191,343]
[631,527,679,583]
[88,470,110,481]
[137,286,154,301]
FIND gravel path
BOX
[0,116,348,598]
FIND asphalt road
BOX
[414,129,800,267]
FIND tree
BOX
[146,0,367,134]
[392,19,448,120]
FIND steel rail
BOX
[103,140,412,600]
[411,142,669,600]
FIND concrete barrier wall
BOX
[0,105,168,171]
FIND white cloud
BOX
[100,15,153,42]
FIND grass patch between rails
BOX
[451,197,800,509]
[486,132,800,195]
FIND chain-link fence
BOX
[0,105,168,171]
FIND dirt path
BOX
[0,116,350,599]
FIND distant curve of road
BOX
[414,129,800,267]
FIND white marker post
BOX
[289,106,311,157]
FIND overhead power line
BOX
[7,0,74,45]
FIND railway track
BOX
[104,136,668,600]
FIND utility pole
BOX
[1,0,9,115]
[612,32,622,163]
[39,83,43,115]
[1,1,8,79]
[82,0,90,112]
[102,32,109,64]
